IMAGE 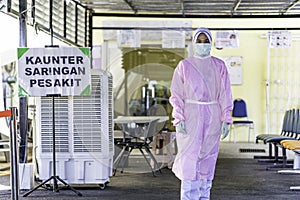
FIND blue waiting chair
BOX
[230,98,255,143]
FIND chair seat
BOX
[256,134,279,140]
[265,136,297,143]
[281,140,300,150]
[233,120,253,124]
[257,134,284,144]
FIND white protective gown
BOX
[169,55,233,181]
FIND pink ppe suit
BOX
[169,55,233,181]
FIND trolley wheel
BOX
[99,184,105,190]
[99,181,109,190]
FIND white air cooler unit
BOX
[35,69,114,185]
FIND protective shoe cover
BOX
[200,179,212,200]
[169,54,233,181]
[181,180,201,200]
[180,179,213,200]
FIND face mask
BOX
[193,43,211,57]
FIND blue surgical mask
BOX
[193,43,211,57]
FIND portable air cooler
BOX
[35,69,114,186]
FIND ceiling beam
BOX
[92,26,300,31]
[124,0,138,14]
[231,0,242,15]
[280,0,300,14]
[181,0,185,16]
[92,12,300,19]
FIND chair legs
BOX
[230,125,255,143]
[278,152,300,174]
[265,147,293,170]
[254,143,284,162]
[141,146,162,176]
[113,143,162,177]
[278,151,300,191]
[113,146,129,175]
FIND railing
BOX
[0,108,19,200]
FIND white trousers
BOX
[181,179,212,200]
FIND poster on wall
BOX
[18,47,91,97]
[162,31,186,48]
[222,56,243,85]
[215,31,239,49]
[268,31,292,48]
[117,30,141,48]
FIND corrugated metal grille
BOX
[81,0,300,16]
[239,148,266,153]
[40,97,69,153]
[73,74,102,152]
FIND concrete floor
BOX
[1,142,300,200]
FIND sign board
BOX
[268,31,292,48]
[162,31,186,48]
[18,47,91,97]
[215,31,239,49]
[117,30,141,48]
[222,56,243,85]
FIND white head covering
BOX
[192,28,212,44]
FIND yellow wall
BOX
[211,30,267,141]
[93,17,300,142]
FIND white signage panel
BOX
[18,47,91,97]
[268,31,292,48]
[215,31,239,49]
[222,56,243,85]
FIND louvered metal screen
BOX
[35,0,50,27]
[52,0,64,37]
[8,0,92,47]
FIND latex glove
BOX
[221,122,230,140]
[176,121,186,134]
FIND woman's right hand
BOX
[176,121,186,134]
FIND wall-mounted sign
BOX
[268,31,292,48]
[222,56,243,85]
[18,47,91,97]
[215,31,239,49]
[162,31,186,48]
[117,30,141,48]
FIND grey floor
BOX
[1,142,300,200]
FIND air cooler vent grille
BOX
[108,74,114,152]
[38,70,113,155]
[73,74,102,152]
[41,97,69,153]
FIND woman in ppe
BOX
[169,28,233,200]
